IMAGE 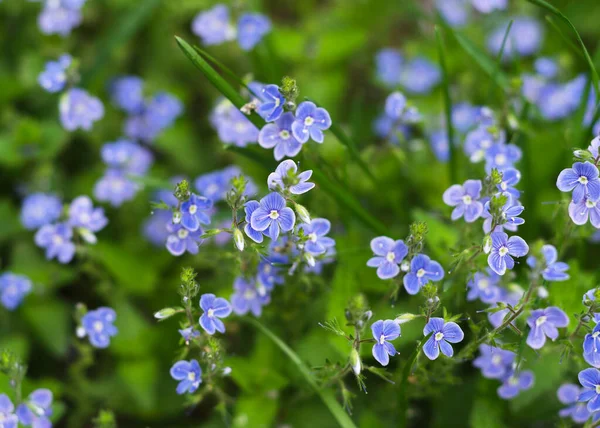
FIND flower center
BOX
[386,251,396,262]
[495,154,507,165]
[596,384,600,394]
[177,228,189,239]
[478,279,489,290]
[257,284,267,297]
[52,235,64,246]
[434,332,444,341]
[379,334,386,345]
[274,97,281,107]
[234,122,247,132]
[93,321,104,332]
[80,212,91,224]
[579,176,589,184]
[189,205,198,215]
[207,308,215,317]
[279,130,290,140]
[400,260,410,272]
[593,331,600,339]
[269,210,279,220]
[500,182,508,191]
[304,116,315,126]
[509,376,519,386]
[207,183,219,195]
[244,289,256,300]
[481,139,492,149]
[498,246,509,257]
[462,195,472,205]
[586,199,597,208]
[187,371,196,381]
[491,354,502,365]
[535,315,547,327]
[417,268,426,278]
[309,233,318,242]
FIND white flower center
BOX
[434,332,444,341]
[304,116,315,126]
[80,212,91,224]
[93,321,104,332]
[207,183,219,195]
[400,260,410,272]
[189,205,198,214]
[596,385,600,394]
[52,235,63,246]
[269,210,279,219]
[244,289,256,300]
[509,376,519,386]
[207,308,215,317]
[498,246,509,257]
[379,334,386,345]
[263,265,272,273]
[535,315,547,327]
[462,195,472,205]
[491,354,502,365]
[478,279,489,290]
[274,97,281,107]
[257,284,267,297]
[279,130,290,140]
[187,371,196,381]
[309,232,318,242]
[177,229,189,239]
[481,139,492,149]
[495,154,507,165]
[594,331,600,339]
[579,176,589,184]
[417,268,426,278]
[386,251,395,262]
[234,122,247,132]
[500,182,508,191]
[586,199,597,208]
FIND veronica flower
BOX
[16,389,53,428]
[584,323,600,362]
[538,75,586,121]
[291,102,332,144]
[257,260,285,289]
[170,359,202,394]
[191,4,235,46]
[497,167,521,199]
[100,140,153,176]
[109,76,145,114]
[298,218,335,255]
[165,223,204,256]
[526,306,569,349]
[384,92,407,120]
[59,88,104,131]
[498,371,534,399]
[375,48,403,86]
[258,112,303,160]
[20,193,62,230]
[464,126,505,163]
[94,169,138,207]
[243,201,265,243]
[471,0,507,13]
[267,159,314,195]
[487,18,543,59]
[488,286,523,328]
[578,368,600,412]
[527,244,569,281]
[436,0,468,28]
[199,293,232,335]
[422,318,464,360]
[466,270,501,304]
[38,54,71,93]
[429,130,451,162]
[452,102,479,133]
[371,320,400,366]
[399,58,441,94]
[80,307,118,348]
[482,199,525,233]
[34,222,76,264]
[443,179,484,222]
[558,162,600,203]
[473,345,515,379]
[38,3,82,36]
[195,171,228,202]
[0,273,32,311]
[257,85,285,122]
[568,195,600,228]
[0,394,18,428]
[484,143,522,172]
[250,193,296,240]
[534,57,558,79]
[367,237,408,280]
[487,232,529,275]
[145,92,183,129]
[231,277,270,317]
[180,194,212,232]
[557,383,592,424]
[67,196,107,243]
[237,13,271,51]
[403,254,444,295]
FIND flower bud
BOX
[304,252,315,267]
[573,149,589,159]
[76,326,86,338]
[201,228,222,238]
[78,228,97,244]
[172,211,182,224]
[222,367,232,376]
[395,313,418,325]
[154,307,181,320]
[295,203,311,224]
[233,228,245,252]
[349,348,361,375]
[400,260,410,272]
[483,235,492,254]
[537,286,549,299]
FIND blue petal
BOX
[422,336,439,360]
[372,343,390,366]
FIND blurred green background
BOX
[2,0,600,426]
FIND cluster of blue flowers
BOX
[473,345,534,399]
[38,0,87,36]
[191,4,271,51]
[375,49,441,94]
[436,0,507,28]
[0,388,55,428]
[373,91,422,146]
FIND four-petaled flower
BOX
[237,13,271,51]
[81,307,118,348]
[191,5,235,46]
[384,92,407,120]
[165,223,204,256]
[578,368,600,412]
[267,160,315,195]
[250,193,296,241]
[0,273,32,311]
[199,293,232,335]
[526,244,569,281]
[473,345,515,379]
[371,319,400,366]
[59,88,104,131]
[367,236,408,280]
[68,196,108,243]
[422,318,464,360]
[257,85,285,122]
[403,254,444,295]
[298,218,335,255]
[442,180,484,222]
[466,270,501,304]
[0,394,18,428]
[231,277,270,317]
[487,231,529,275]
[38,54,71,93]
[180,194,212,232]
[557,383,591,423]
[34,222,76,264]
[291,101,332,144]
[526,306,569,349]
[557,161,600,203]
[497,370,534,399]
[20,193,62,231]
[16,389,53,428]
[170,359,202,394]
[258,112,303,160]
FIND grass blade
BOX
[246,318,357,428]
[398,334,430,428]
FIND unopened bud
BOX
[483,235,492,254]
[233,228,245,252]
[537,286,549,299]
[395,313,417,325]
[304,252,315,267]
[76,326,86,338]
[295,203,311,224]
[349,348,361,375]
[172,211,182,224]
[154,307,180,320]
[400,260,410,272]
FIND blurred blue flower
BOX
[0,273,32,311]
[34,222,76,264]
[527,244,569,281]
[578,368,600,412]
[257,259,285,289]
[403,254,444,295]
[452,102,479,133]
[199,293,232,335]
[464,126,505,163]
[429,130,451,162]
[170,359,202,394]
[292,101,332,144]
[0,394,18,428]
[534,57,558,79]
[473,345,515,379]
[94,169,138,207]
[59,88,104,131]
[557,161,600,203]
[165,223,204,256]
[538,75,586,120]
[487,18,543,59]
[422,318,464,360]
[298,218,335,255]
[145,92,183,129]
[268,160,314,195]
[371,319,400,366]
[142,210,171,247]
[195,171,228,202]
[68,196,108,243]
[487,231,529,275]
[375,48,403,86]
[384,92,407,120]
[259,112,303,160]
[568,195,600,228]
[471,0,506,13]
[237,13,271,51]
[180,194,212,232]
[16,389,53,428]
[443,179,484,222]
[231,277,271,317]
[367,236,408,280]
[557,383,591,424]
[250,192,296,240]
[526,306,569,349]
[38,3,82,36]
[191,4,235,46]
[399,58,441,94]
[211,99,259,147]
[38,54,71,93]
[81,307,118,348]
[20,193,62,230]
[484,143,522,172]
[498,370,534,399]
[466,270,501,303]
[110,76,145,114]
[100,140,153,176]
[436,0,468,28]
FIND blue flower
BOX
[399,57,441,94]
[526,306,569,349]
[488,286,523,328]
[257,85,285,122]
[16,389,53,428]
[452,102,479,133]
[375,48,403,86]
[291,102,332,144]
[464,126,505,163]
[473,345,515,379]
[100,140,153,176]
[422,318,464,360]
[498,370,534,399]
[257,260,285,289]
[250,192,296,241]
[569,195,600,228]
[211,99,259,147]
[165,223,204,256]
[497,167,521,199]
[466,270,501,303]
[199,293,232,335]
[429,130,451,162]
[435,0,468,28]
[583,323,600,366]
[482,198,525,233]
[191,4,235,46]
[94,169,138,207]
[443,179,484,222]
[259,113,303,160]
[557,383,591,424]
[68,196,108,243]
[298,218,335,255]
[367,237,408,280]
[487,232,529,275]
[38,3,82,36]
[0,394,18,428]
[484,143,522,172]
[194,171,228,202]
[231,277,270,317]
[268,160,315,195]
[109,76,145,114]
[578,368,600,412]
[403,254,444,295]
[178,327,200,342]
[59,88,104,131]
[527,244,569,281]
[557,162,600,203]
[180,194,212,232]
[487,18,543,59]
[243,201,265,244]
[61,0,88,9]
[471,0,507,13]
[170,360,202,394]
[384,92,407,120]
[145,92,183,129]
[20,193,62,230]
[237,13,271,51]
[38,54,71,93]
[534,57,558,79]
[371,319,400,366]
[0,273,32,311]
[81,307,118,348]
[34,223,76,264]
[538,75,586,121]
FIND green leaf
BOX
[117,358,158,413]
[23,300,70,357]
[246,318,357,428]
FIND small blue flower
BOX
[464,126,505,163]
[0,273,32,311]
[191,4,235,46]
[526,244,569,281]
[38,3,82,36]
[403,254,444,295]
[584,322,600,365]
[94,169,138,207]
[250,192,296,241]
[243,201,265,244]
[557,383,591,424]
[375,48,403,86]
[68,196,108,243]
[482,198,525,233]
[199,293,232,335]
[34,222,76,264]
[231,277,270,317]
[257,260,285,289]
[487,232,529,276]
[211,100,259,147]
[81,307,118,348]
[59,88,104,131]
[557,162,600,203]
[578,368,600,412]
[259,112,303,160]
[180,194,212,232]
[291,102,332,144]
[371,319,400,366]
[569,195,600,228]
[16,389,52,428]
[497,167,521,199]
[109,76,145,114]
[429,130,451,162]
[538,75,586,121]
[526,306,569,349]
[237,13,271,51]
[452,102,480,133]
[497,370,534,399]
[165,223,204,256]
[422,318,464,360]
[38,54,71,93]
[384,92,407,120]
[145,92,183,129]
[367,237,408,280]
[20,193,62,230]
[534,57,558,79]
[257,85,285,122]
[268,160,315,195]
[195,171,228,202]
[435,0,468,28]
[178,327,200,342]
[443,179,484,222]
[170,359,202,394]
[471,0,507,13]
[0,394,18,428]
[487,18,543,59]
[298,218,335,256]
[484,143,522,172]
[399,57,441,94]
[100,140,153,176]
[473,345,515,379]
[466,270,501,304]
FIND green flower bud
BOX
[295,203,311,224]
[349,348,361,375]
[154,307,182,320]
[233,228,245,252]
